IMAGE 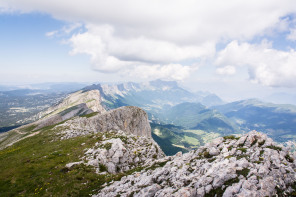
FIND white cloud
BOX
[68,25,131,73]
[216,65,236,75]
[2,0,296,83]
[122,64,195,81]
[2,0,296,44]
[68,24,214,73]
[216,40,296,87]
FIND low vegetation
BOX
[0,126,145,196]
[223,135,240,140]
[236,168,250,178]
[266,145,282,151]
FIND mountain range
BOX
[82,80,296,149]
[0,86,295,196]
[1,80,296,155]
[213,99,296,142]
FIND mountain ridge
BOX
[213,99,296,142]
[0,87,296,196]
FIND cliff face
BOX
[54,105,162,175]
[96,131,296,197]
[57,106,151,139]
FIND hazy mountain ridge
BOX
[0,79,225,133]
[83,79,224,111]
[213,99,296,142]
[0,82,89,129]
[0,89,106,150]
[264,92,296,106]
[160,102,238,133]
[3,80,296,149]
[0,91,67,129]
[81,80,233,143]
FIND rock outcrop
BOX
[95,131,296,197]
[58,106,164,174]
[69,130,164,174]
[57,106,151,139]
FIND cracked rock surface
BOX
[82,130,164,174]
[95,131,296,197]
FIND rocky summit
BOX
[96,131,296,197]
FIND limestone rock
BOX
[57,106,151,139]
[65,130,164,174]
[95,131,296,197]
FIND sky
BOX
[1,0,296,101]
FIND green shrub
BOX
[237,148,247,153]
[203,151,213,158]
[103,142,112,150]
[99,163,108,172]
[285,154,294,163]
[205,177,239,197]
[236,168,250,178]
[266,145,282,151]
[251,139,258,146]
[236,154,249,160]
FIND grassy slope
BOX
[0,125,141,196]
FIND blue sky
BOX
[1,1,296,101]
[0,13,106,84]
